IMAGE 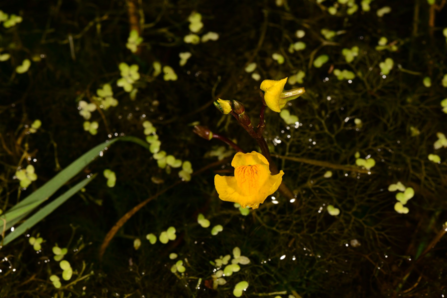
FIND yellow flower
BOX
[215,152,284,209]
[214,98,232,114]
[260,78,305,112]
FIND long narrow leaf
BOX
[1,200,43,229]
[1,136,148,230]
[7,139,120,214]
[1,213,30,235]
[2,175,96,245]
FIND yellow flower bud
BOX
[214,98,233,114]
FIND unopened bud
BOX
[229,100,251,129]
[214,98,232,114]
[232,100,245,115]
[193,125,213,140]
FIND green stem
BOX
[273,154,373,174]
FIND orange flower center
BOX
[234,165,262,196]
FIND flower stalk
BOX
[212,134,244,153]
[206,77,301,203]
[193,125,244,152]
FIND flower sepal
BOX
[280,87,305,102]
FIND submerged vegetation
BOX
[1,0,447,297]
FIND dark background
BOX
[1,0,447,297]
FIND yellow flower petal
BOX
[260,78,288,112]
[215,175,246,204]
[254,170,283,206]
[231,151,269,167]
[215,151,284,209]
[234,164,271,196]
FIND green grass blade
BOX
[0,201,43,230]
[2,136,149,230]
[0,213,31,241]
[2,175,96,245]
[2,213,29,230]
[7,139,120,214]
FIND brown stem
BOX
[402,274,423,294]
[417,226,446,260]
[0,133,14,156]
[99,180,181,259]
[277,182,295,201]
[395,225,447,295]
[429,4,435,38]
[15,127,27,150]
[257,93,267,135]
[429,0,446,38]
[127,0,140,33]
[412,0,419,39]
[127,0,142,54]
[230,111,240,122]
[231,111,257,138]
[212,134,244,153]
[99,157,232,259]
[256,137,277,174]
